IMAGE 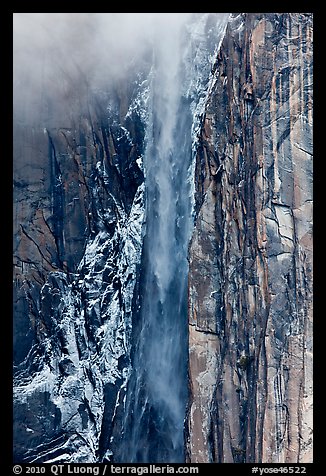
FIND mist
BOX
[13,13,194,125]
[13,12,230,463]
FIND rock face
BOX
[13,13,231,464]
[13,13,313,465]
[186,13,313,463]
[13,68,148,462]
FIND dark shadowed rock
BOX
[13,64,148,462]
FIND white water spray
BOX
[118,13,229,463]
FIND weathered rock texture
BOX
[187,13,313,463]
[13,69,148,462]
[14,13,313,465]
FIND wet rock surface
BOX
[13,13,313,464]
[13,72,148,462]
[187,13,313,463]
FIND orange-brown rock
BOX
[187,13,313,463]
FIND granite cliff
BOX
[13,70,148,461]
[13,13,313,464]
[186,12,313,463]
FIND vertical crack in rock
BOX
[13,72,148,461]
[186,13,313,463]
[13,12,312,464]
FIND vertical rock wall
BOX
[187,13,313,463]
[14,12,313,464]
[13,73,148,462]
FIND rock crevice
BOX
[186,12,313,463]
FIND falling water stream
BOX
[118,13,229,463]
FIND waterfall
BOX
[117,13,229,463]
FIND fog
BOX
[112,12,230,462]
[13,13,194,124]
[13,12,230,463]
